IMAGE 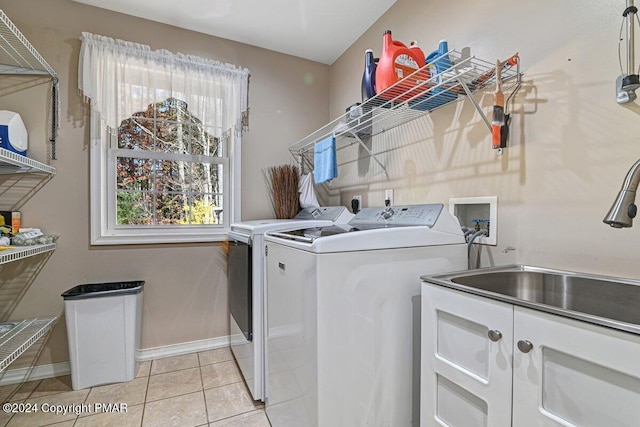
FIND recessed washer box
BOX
[449,196,497,246]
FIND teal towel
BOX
[314,136,337,184]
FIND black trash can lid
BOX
[61,281,144,300]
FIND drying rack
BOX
[0,9,59,159]
[290,50,522,177]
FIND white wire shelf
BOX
[0,148,56,174]
[0,10,57,77]
[0,243,56,265]
[0,9,59,159]
[0,317,57,372]
[290,50,521,174]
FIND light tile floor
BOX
[0,348,270,427]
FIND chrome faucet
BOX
[604,159,640,228]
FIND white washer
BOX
[263,204,467,427]
[228,206,354,401]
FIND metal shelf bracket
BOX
[348,131,389,179]
[458,60,522,134]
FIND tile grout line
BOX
[197,354,211,426]
[140,359,153,427]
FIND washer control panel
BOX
[350,204,444,227]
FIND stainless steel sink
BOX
[421,265,640,335]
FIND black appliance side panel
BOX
[228,239,252,341]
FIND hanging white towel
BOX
[313,136,337,184]
[299,173,320,208]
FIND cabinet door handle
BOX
[487,330,503,342]
[517,340,534,353]
[278,262,285,270]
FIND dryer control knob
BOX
[382,207,395,220]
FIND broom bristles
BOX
[263,165,300,219]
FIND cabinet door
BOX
[513,307,640,427]
[421,284,513,427]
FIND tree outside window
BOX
[115,97,224,227]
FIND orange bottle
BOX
[375,30,429,102]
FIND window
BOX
[79,33,249,244]
[114,97,225,223]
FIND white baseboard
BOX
[136,335,231,361]
[0,335,231,386]
[0,362,71,386]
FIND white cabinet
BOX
[421,283,640,427]
[512,307,640,426]
[421,283,513,426]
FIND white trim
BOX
[0,336,231,386]
[0,362,70,386]
[228,332,246,346]
[90,111,237,245]
[136,335,231,362]
[91,230,228,245]
[231,131,241,223]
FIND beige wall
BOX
[328,0,640,279]
[0,0,329,369]
[5,0,640,373]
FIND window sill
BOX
[90,230,229,246]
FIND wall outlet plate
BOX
[351,195,363,212]
[449,196,497,245]
[384,189,393,206]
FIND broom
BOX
[263,165,300,219]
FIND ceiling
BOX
[71,0,397,65]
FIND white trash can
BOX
[62,281,143,390]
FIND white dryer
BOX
[263,204,467,427]
[227,206,353,401]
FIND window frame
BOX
[90,111,241,245]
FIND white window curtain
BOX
[80,32,249,245]
[78,32,250,138]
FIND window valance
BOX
[78,32,250,137]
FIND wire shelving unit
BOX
[0,9,59,159]
[0,10,58,373]
[290,50,522,176]
[0,318,58,372]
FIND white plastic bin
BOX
[62,281,143,390]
